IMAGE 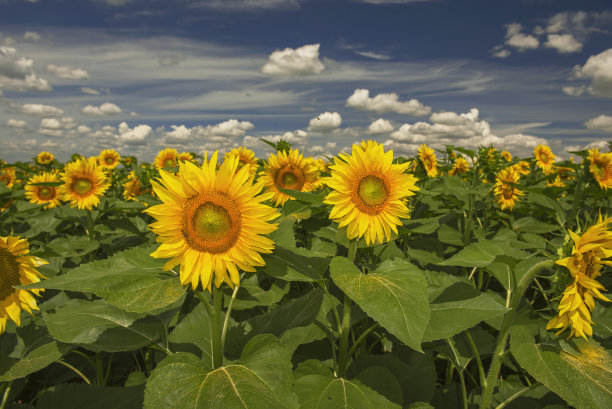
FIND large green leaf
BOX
[264,246,328,282]
[144,335,298,409]
[330,257,429,352]
[36,384,144,409]
[22,246,185,313]
[0,339,68,382]
[168,303,212,364]
[438,240,504,268]
[510,325,612,409]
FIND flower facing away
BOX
[534,144,556,173]
[511,161,531,176]
[0,235,47,334]
[588,148,612,190]
[154,148,179,170]
[35,151,54,165]
[122,171,144,201]
[493,167,523,211]
[418,144,438,177]
[323,140,419,245]
[449,157,470,176]
[59,157,110,210]
[260,148,320,207]
[0,167,17,188]
[98,149,121,169]
[501,150,512,162]
[225,147,259,178]
[547,216,612,338]
[24,172,61,209]
[177,152,195,164]
[145,153,279,290]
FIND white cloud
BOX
[562,85,586,96]
[583,140,611,151]
[368,118,394,134]
[346,88,431,116]
[545,34,582,53]
[585,114,612,132]
[23,31,40,41]
[163,119,255,144]
[504,23,539,51]
[0,45,51,91]
[20,103,64,116]
[82,102,122,116]
[38,116,76,137]
[354,50,392,60]
[116,122,152,145]
[244,129,308,150]
[45,64,90,80]
[308,112,342,132]
[570,48,612,97]
[6,119,28,129]
[211,119,254,137]
[77,125,92,134]
[81,87,100,95]
[261,44,325,76]
[490,45,511,58]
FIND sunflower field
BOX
[0,141,611,409]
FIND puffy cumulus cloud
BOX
[562,85,586,96]
[346,89,431,116]
[583,140,611,151]
[504,23,539,51]
[77,125,92,134]
[211,119,254,137]
[23,31,40,41]
[38,116,76,137]
[6,119,28,129]
[243,130,308,151]
[82,102,122,116]
[490,45,511,58]
[45,64,90,80]
[544,34,582,53]
[261,44,325,76]
[545,11,612,39]
[0,45,51,91]
[307,112,342,132]
[81,87,100,95]
[116,122,152,145]
[585,114,612,132]
[20,103,64,116]
[569,49,612,97]
[163,119,255,144]
[368,118,394,135]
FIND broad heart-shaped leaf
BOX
[36,384,144,409]
[263,245,328,282]
[0,339,69,382]
[22,245,185,313]
[330,257,429,352]
[510,325,612,409]
[438,240,504,268]
[168,303,212,364]
[144,335,298,409]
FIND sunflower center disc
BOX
[39,187,54,200]
[502,185,514,200]
[0,175,10,185]
[358,175,388,207]
[105,157,114,164]
[194,203,233,242]
[0,247,20,300]
[275,166,305,190]
[74,178,94,195]
[163,158,175,168]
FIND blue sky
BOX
[1,0,611,162]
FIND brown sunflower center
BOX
[73,178,94,196]
[163,158,175,168]
[275,166,305,190]
[502,185,514,200]
[0,174,11,185]
[351,173,390,215]
[0,246,20,300]
[105,157,115,165]
[38,187,55,200]
[182,192,241,254]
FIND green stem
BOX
[56,360,92,384]
[104,352,114,385]
[0,382,11,409]
[466,329,487,390]
[337,294,352,378]
[211,285,224,369]
[569,168,585,227]
[95,353,104,386]
[194,290,214,318]
[494,382,541,409]
[445,338,468,409]
[221,278,243,350]
[86,210,95,262]
[347,323,379,359]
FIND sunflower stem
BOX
[466,329,487,390]
[95,353,104,386]
[221,277,243,351]
[337,294,352,378]
[86,210,95,262]
[56,360,92,384]
[0,382,11,409]
[569,166,585,229]
[211,284,224,369]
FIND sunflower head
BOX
[145,152,279,291]
[501,150,512,162]
[98,149,121,169]
[0,167,17,188]
[225,147,259,178]
[0,235,47,334]
[35,151,54,165]
[260,148,320,207]
[122,156,137,168]
[25,172,62,209]
[511,161,531,176]
[588,148,612,190]
[449,157,470,176]
[122,171,144,201]
[323,140,419,245]
[59,157,110,210]
[493,167,523,211]
[154,148,179,170]
[534,144,556,173]
[177,152,195,164]
[418,144,438,177]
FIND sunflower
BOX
[0,235,47,334]
[145,153,279,290]
[154,148,179,170]
[449,157,469,176]
[122,171,144,201]
[260,148,320,207]
[225,147,259,178]
[547,215,612,338]
[24,172,61,209]
[0,167,17,188]
[534,144,555,173]
[98,149,121,169]
[501,150,512,162]
[323,140,419,245]
[35,151,54,165]
[59,157,110,210]
[493,167,523,211]
[177,152,195,164]
[418,144,438,177]
[588,148,612,190]
[511,161,530,176]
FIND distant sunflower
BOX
[323,140,419,245]
[493,167,523,211]
[511,161,531,176]
[501,150,512,162]
[225,147,258,177]
[547,215,612,339]
[98,149,121,169]
[260,148,320,207]
[24,172,61,209]
[59,157,110,210]
[122,171,144,201]
[0,167,17,188]
[588,148,612,190]
[177,152,195,164]
[154,148,179,170]
[145,153,279,290]
[534,145,555,173]
[418,145,438,177]
[449,157,469,176]
[35,151,54,165]
[0,235,47,334]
